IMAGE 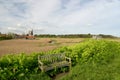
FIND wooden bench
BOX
[38,53,71,72]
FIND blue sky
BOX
[0,0,120,36]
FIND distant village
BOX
[0,29,35,40]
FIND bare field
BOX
[0,38,84,56]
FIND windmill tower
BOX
[26,29,35,39]
[28,29,33,36]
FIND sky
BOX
[0,0,120,36]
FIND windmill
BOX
[26,29,35,39]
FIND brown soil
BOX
[0,38,84,56]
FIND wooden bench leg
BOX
[40,67,44,72]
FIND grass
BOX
[59,54,120,80]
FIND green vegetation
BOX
[0,39,120,80]
[0,35,13,40]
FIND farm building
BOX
[92,35,102,40]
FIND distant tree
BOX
[7,32,16,38]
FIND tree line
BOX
[34,34,117,38]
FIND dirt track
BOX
[0,38,83,56]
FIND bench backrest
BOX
[38,53,66,65]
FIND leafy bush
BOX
[0,53,42,80]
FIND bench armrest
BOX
[38,60,44,66]
[38,55,44,66]
[65,57,71,63]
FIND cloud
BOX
[17,23,22,27]
[7,27,16,30]
[24,0,61,23]
[0,0,120,36]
